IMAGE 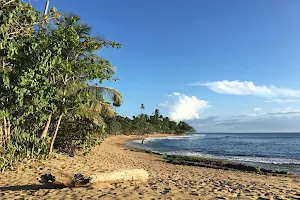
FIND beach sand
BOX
[0,134,300,199]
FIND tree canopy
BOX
[106,108,196,135]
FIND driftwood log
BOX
[89,169,149,183]
[39,169,149,188]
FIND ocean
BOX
[127,133,300,174]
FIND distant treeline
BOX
[105,109,196,135]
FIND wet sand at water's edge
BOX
[0,134,300,199]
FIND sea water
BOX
[127,133,300,174]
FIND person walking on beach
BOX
[142,134,148,144]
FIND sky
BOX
[31,0,300,132]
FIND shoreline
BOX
[124,134,297,176]
[0,133,300,199]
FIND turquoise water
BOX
[128,133,300,174]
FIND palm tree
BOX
[154,109,160,118]
[47,14,122,157]
[140,104,145,114]
[85,86,122,117]
[71,15,122,117]
[42,14,122,139]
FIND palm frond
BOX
[93,101,115,117]
[64,13,80,27]
[75,23,92,38]
[63,14,91,38]
[79,105,105,125]
[81,101,115,120]
[87,86,122,107]
[92,35,105,43]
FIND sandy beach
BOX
[0,134,300,199]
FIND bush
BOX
[0,132,50,171]
[54,117,105,153]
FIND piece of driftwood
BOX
[39,169,149,188]
[89,169,149,183]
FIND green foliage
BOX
[105,109,196,135]
[176,121,196,133]
[0,1,195,173]
[0,132,50,171]
[0,1,122,170]
[55,113,105,153]
[10,132,50,159]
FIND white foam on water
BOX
[127,135,300,166]
[141,134,206,144]
[164,150,300,165]
[228,156,300,165]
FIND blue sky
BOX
[31,0,300,132]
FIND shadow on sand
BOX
[0,184,67,191]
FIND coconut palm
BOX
[65,14,122,120]
[41,14,122,139]
[140,104,145,114]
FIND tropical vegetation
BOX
[106,109,196,135]
[0,0,195,171]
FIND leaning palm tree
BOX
[65,14,122,117]
[77,86,122,126]
[41,14,122,139]
[47,14,122,157]
[84,85,122,117]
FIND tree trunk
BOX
[0,122,3,148]
[6,119,11,147]
[41,113,52,139]
[43,0,50,15]
[48,74,67,158]
[48,114,62,158]
[3,116,8,147]
[42,0,50,27]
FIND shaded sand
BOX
[0,134,300,200]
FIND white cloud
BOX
[235,108,300,118]
[217,109,300,132]
[254,108,261,111]
[158,103,169,107]
[162,93,210,121]
[217,115,300,132]
[279,107,300,114]
[186,108,300,132]
[264,99,300,103]
[186,107,300,132]
[283,107,292,112]
[234,113,259,117]
[191,80,300,98]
